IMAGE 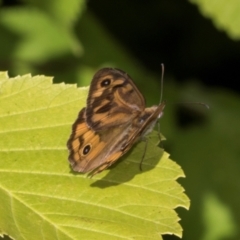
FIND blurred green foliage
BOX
[0,0,240,240]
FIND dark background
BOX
[88,0,240,93]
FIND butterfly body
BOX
[67,68,165,176]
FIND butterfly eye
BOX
[82,144,91,155]
[101,79,111,87]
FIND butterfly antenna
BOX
[160,63,164,104]
[177,102,210,109]
[157,64,165,141]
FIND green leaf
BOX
[190,0,240,39]
[202,193,237,240]
[23,0,86,28]
[0,72,189,240]
[0,7,83,63]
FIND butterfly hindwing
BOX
[67,108,135,174]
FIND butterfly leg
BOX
[157,120,162,142]
[139,137,148,171]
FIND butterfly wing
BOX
[67,108,134,175]
[123,102,166,151]
[86,68,146,131]
[67,68,166,176]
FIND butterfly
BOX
[67,68,165,176]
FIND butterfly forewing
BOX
[86,68,146,131]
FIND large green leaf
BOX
[0,6,83,64]
[0,72,189,240]
[23,0,86,28]
[190,0,240,39]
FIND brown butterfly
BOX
[67,68,165,176]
